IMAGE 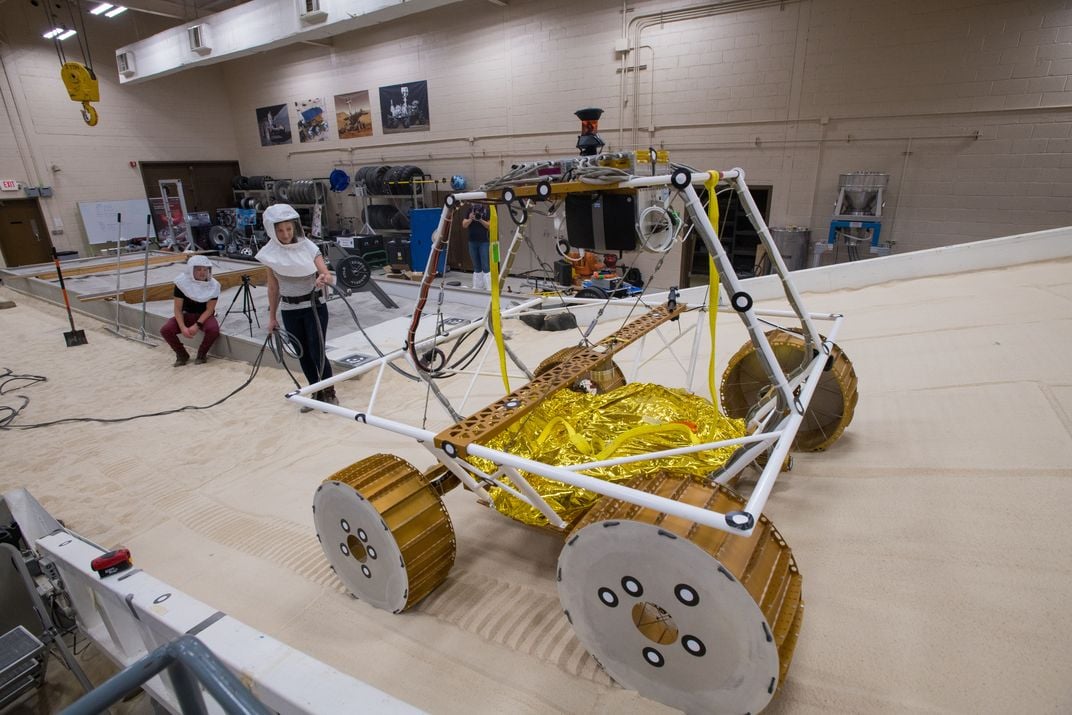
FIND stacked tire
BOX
[355,165,424,195]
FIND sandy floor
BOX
[2,257,1071,713]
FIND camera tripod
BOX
[220,274,260,337]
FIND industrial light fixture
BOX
[104,6,128,17]
[43,27,77,40]
[89,3,113,15]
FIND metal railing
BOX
[61,635,270,715]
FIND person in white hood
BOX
[256,203,338,408]
[161,255,221,366]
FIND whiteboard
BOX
[77,200,157,245]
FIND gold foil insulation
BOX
[471,383,746,528]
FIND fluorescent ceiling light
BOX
[104,6,128,17]
[43,28,63,39]
[58,29,78,40]
[89,3,113,15]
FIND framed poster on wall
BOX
[256,103,293,146]
[335,90,373,139]
[295,97,329,143]
[379,80,429,134]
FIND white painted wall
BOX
[0,2,239,263]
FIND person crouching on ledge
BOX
[161,255,221,366]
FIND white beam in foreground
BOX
[36,531,423,713]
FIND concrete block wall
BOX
[0,2,239,264]
[222,0,1072,285]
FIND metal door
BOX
[0,199,53,267]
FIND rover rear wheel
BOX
[721,330,858,452]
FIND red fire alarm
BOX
[129,161,137,168]
[91,548,133,578]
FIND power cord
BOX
[1,334,279,431]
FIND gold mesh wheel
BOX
[558,473,802,714]
[721,330,858,452]
[313,454,456,612]
[534,346,626,394]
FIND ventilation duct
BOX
[299,0,328,23]
[116,50,135,77]
[187,24,212,55]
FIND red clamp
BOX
[91,548,133,578]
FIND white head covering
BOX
[255,204,320,277]
[174,255,221,303]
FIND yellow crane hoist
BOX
[42,0,100,126]
[60,62,100,127]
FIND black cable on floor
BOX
[1,334,278,431]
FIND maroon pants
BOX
[161,313,220,359]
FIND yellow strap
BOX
[593,423,700,461]
[536,417,594,455]
[488,206,509,392]
[704,171,721,409]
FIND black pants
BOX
[281,302,333,385]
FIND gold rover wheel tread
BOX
[569,472,803,689]
[321,453,456,611]
[721,330,858,452]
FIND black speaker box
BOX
[357,234,385,254]
[564,192,637,252]
[554,259,573,286]
[384,237,411,268]
[600,193,637,251]
[565,194,596,249]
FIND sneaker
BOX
[173,355,189,367]
[194,356,208,365]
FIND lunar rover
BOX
[299,146,858,713]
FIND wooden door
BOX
[0,198,54,267]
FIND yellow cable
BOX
[488,205,510,392]
[704,171,721,410]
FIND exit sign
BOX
[0,180,18,191]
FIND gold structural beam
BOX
[435,301,687,457]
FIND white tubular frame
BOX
[293,167,844,537]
